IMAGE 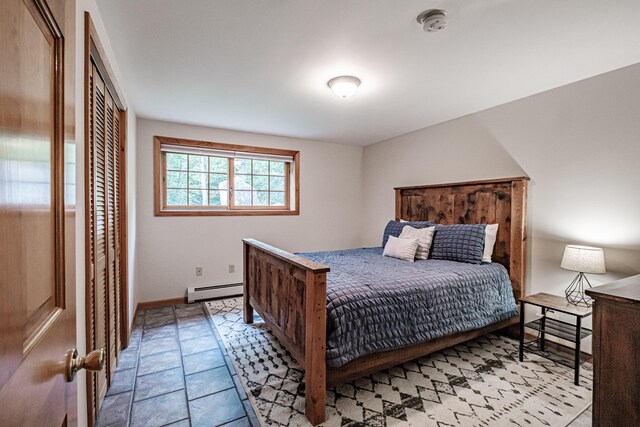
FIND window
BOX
[154,136,299,216]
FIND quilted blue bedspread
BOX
[299,247,518,368]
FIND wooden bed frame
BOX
[242,176,529,425]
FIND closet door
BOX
[91,64,110,405]
[87,62,124,420]
[106,89,121,370]
[113,107,123,354]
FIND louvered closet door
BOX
[105,88,122,371]
[113,103,122,356]
[88,62,123,417]
[92,68,109,404]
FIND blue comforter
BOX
[299,247,518,368]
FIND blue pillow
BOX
[430,224,487,264]
[382,220,433,247]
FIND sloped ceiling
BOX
[95,0,640,145]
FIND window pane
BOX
[270,176,285,191]
[189,155,208,172]
[166,189,187,206]
[234,174,252,190]
[166,171,187,188]
[270,161,285,175]
[253,175,268,190]
[255,191,269,206]
[189,189,207,206]
[209,190,227,206]
[220,188,229,206]
[209,156,228,173]
[160,142,294,213]
[270,191,285,206]
[235,190,252,206]
[253,160,269,175]
[209,173,228,190]
[166,153,187,171]
[234,158,251,174]
[189,172,208,189]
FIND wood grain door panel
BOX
[0,0,76,425]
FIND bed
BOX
[242,176,529,425]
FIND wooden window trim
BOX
[154,136,300,216]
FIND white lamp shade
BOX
[327,75,361,98]
[560,245,606,274]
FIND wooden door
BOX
[0,0,77,425]
[86,58,126,423]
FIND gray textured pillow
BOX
[430,224,487,264]
[381,220,433,247]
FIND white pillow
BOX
[383,236,419,262]
[483,224,499,262]
[399,225,435,260]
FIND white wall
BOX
[74,2,137,426]
[363,63,640,351]
[135,119,364,302]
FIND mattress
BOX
[299,247,518,368]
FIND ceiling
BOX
[95,0,640,146]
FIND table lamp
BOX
[560,244,606,307]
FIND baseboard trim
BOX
[138,296,188,310]
[129,305,138,344]
[128,296,188,342]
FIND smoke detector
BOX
[417,9,448,32]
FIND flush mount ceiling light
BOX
[416,9,448,32]
[327,75,361,98]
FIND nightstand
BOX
[518,292,592,385]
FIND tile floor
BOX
[98,301,593,427]
[96,303,258,427]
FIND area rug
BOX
[205,298,592,427]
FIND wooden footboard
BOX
[242,238,330,425]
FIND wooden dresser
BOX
[586,275,640,427]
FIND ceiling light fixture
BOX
[327,75,361,98]
[416,9,448,32]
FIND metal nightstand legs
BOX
[519,301,525,362]
[519,300,584,386]
[540,308,546,351]
[574,316,582,385]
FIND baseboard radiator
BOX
[187,283,243,303]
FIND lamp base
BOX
[565,272,593,307]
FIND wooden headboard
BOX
[395,177,529,302]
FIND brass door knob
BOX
[65,348,106,382]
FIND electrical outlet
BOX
[228,264,235,274]
[196,267,203,276]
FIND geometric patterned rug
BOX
[205,298,592,427]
